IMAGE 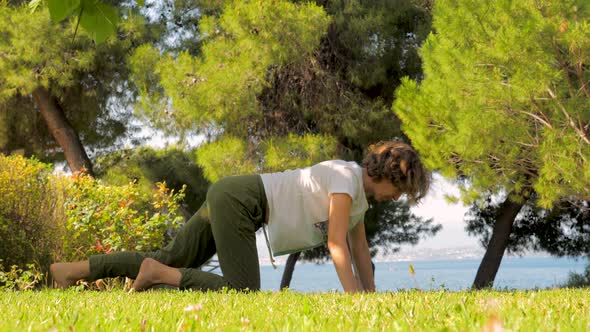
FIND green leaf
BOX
[79,0,119,44]
[48,0,80,23]
[136,0,145,6]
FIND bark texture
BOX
[32,86,94,176]
[472,197,523,289]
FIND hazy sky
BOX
[406,173,478,250]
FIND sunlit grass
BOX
[1,289,589,331]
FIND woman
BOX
[50,140,430,293]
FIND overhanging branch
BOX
[547,88,590,145]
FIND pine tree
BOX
[130,0,434,173]
[0,2,151,173]
[394,0,590,288]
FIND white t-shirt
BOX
[260,160,369,256]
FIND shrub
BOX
[0,154,187,279]
[0,260,43,291]
[93,147,209,214]
[0,155,63,271]
[564,259,590,288]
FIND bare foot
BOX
[133,258,181,291]
[50,262,89,289]
[133,258,160,291]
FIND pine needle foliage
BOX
[394,0,590,208]
[131,0,433,180]
[0,1,150,159]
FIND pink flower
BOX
[184,304,203,312]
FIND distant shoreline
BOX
[258,251,586,267]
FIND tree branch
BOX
[576,62,590,98]
[552,43,576,99]
[547,88,590,145]
[519,110,553,129]
[515,141,538,148]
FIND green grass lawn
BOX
[1,289,589,331]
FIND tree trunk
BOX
[280,252,301,289]
[472,197,523,289]
[32,86,94,176]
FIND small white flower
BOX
[184,303,203,312]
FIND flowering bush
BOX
[60,173,186,261]
[0,154,186,280]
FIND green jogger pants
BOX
[89,175,267,291]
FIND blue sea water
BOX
[258,256,588,292]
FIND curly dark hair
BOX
[362,140,431,203]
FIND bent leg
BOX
[133,258,182,291]
[100,175,266,292]
[177,267,229,291]
[208,208,260,291]
[89,251,150,280]
[169,198,257,291]
[173,213,258,291]
[132,258,228,291]
[89,202,216,281]
[50,260,90,289]
[173,175,266,291]
[152,202,216,269]
[205,176,263,291]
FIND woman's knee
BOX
[207,177,228,197]
[206,177,234,210]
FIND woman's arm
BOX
[350,221,376,292]
[327,193,358,293]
